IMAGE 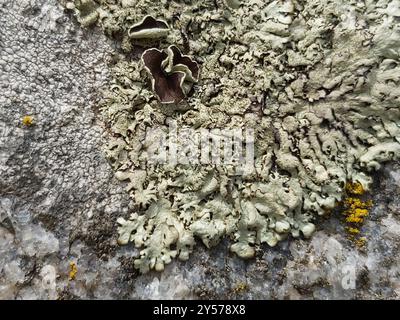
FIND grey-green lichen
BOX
[63,0,400,273]
[128,15,169,39]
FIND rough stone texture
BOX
[0,0,399,300]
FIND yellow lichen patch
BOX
[345,208,369,223]
[345,181,365,196]
[69,262,78,281]
[355,237,367,248]
[232,282,248,294]
[344,197,373,207]
[341,182,372,246]
[346,227,360,234]
[22,115,34,126]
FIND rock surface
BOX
[0,0,399,299]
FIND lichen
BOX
[128,15,169,40]
[141,46,199,104]
[22,115,34,126]
[64,0,400,273]
[68,261,78,281]
[341,182,373,247]
[232,282,248,295]
[66,0,99,27]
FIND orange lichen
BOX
[69,262,78,281]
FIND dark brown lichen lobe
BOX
[142,46,199,104]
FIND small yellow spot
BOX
[69,262,78,281]
[233,282,248,294]
[347,227,360,234]
[345,182,365,195]
[355,237,367,248]
[22,115,34,126]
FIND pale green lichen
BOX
[66,0,99,27]
[64,0,400,273]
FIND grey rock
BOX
[0,0,399,300]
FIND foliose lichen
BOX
[63,0,400,273]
